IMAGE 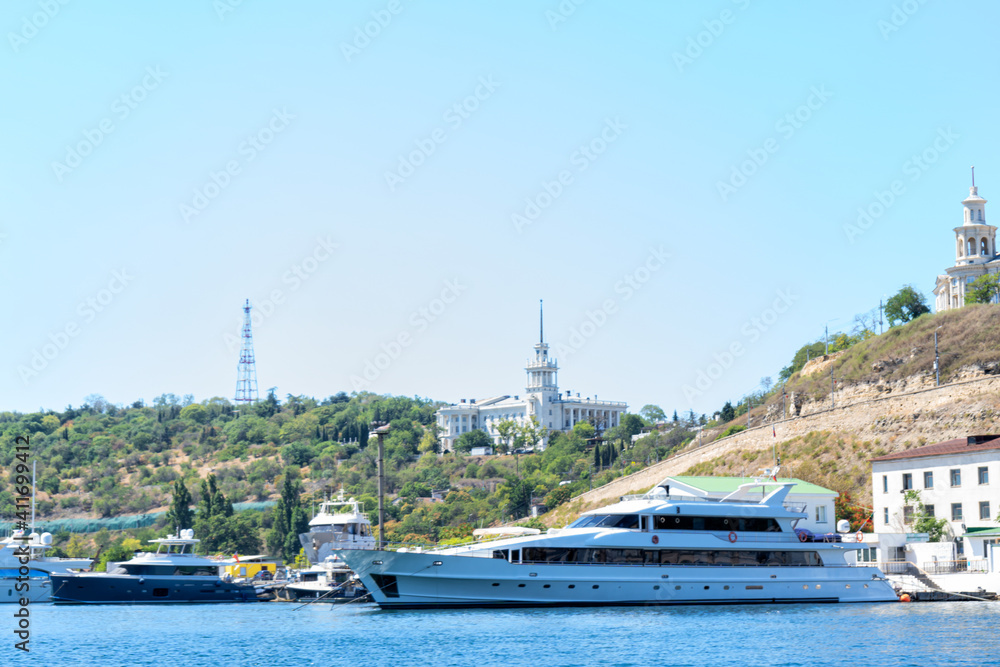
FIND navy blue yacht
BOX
[51,530,262,604]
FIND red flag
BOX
[772,425,776,438]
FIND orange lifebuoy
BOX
[856,531,864,543]
[652,535,659,545]
[728,531,737,543]
[798,532,809,543]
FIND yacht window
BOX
[611,515,639,529]
[518,547,823,567]
[652,515,781,532]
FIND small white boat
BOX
[279,556,368,602]
[298,492,375,563]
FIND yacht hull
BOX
[336,549,898,609]
[0,573,52,603]
[50,573,262,604]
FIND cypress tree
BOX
[166,480,194,531]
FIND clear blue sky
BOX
[2,1,996,417]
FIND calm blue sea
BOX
[6,601,1000,666]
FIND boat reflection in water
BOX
[51,530,264,604]
[336,476,898,609]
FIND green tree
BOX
[267,475,307,562]
[544,485,571,508]
[179,403,209,424]
[720,401,735,423]
[904,490,948,542]
[885,285,930,326]
[165,479,194,532]
[779,341,827,381]
[502,476,532,519]
[619,414,645,440]
[639,405,666,423]
[495,419,520,455]
[454,429,492,453]
[965,274,1000,305]
[518,416,545,451]
[573,421,595,440]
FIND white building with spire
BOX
[933,170,1000,311]
[436,302,628,453]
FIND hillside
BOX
[544,306,1000,527]
[0,389,678,557]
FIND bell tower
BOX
[525,300,559,418]
[954,167,997,266]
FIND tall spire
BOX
[972,165,976,188]
[539,299,544,344]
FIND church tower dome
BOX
[955,167,997,265]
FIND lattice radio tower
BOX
[234,299,259,404]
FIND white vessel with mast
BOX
[1,462,92,603]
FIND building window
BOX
[983,238,990,254]
[979,467,989,485]
[882,475,888,493]
[883,508,889,524]
[980,502,991,520]
[815,506,827,523]
[924,471,933,489]
[925,504,935,518]
[903,506,913,524]
[951,469,961,487]
[951,503,963,521]
[902,473,913,490]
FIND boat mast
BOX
[31,460,36,533]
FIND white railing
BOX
[922,559,989,574]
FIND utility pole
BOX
[782,392,786,420]
[372,422,390,550]
[934,327,941,387]
[831,369,835,409]
[825,324,829,355]
[879,299,884,335]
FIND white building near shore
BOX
[436,303,627,453]
[863,435,1000,593]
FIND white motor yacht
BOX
[298,493,375,563]
[335,477,898,608]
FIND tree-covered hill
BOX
[1,390,677,560]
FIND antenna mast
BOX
[235,299,259,404]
